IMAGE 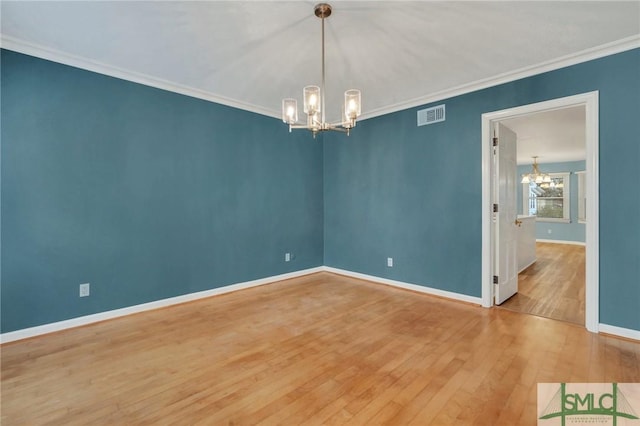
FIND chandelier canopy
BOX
[281,3,362,137]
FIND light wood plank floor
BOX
[500,243,585,325]
[2,272,638,425]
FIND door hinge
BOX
[493,275,499,284]
[492,137,498,147]
[493,203,498,213]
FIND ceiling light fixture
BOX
[281,3,361,138]
[521,156,552,184]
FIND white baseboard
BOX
[322,268,638,342]
[321,266,483,306]
[536,239,586,246]
[0,267,324,344]
[598,323,640,341]
[4,266,636,344]
[518,259,537,274]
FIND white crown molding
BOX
[2,34,638,122]
[359,34,640,121]
[0,35,281,120]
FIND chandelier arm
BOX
[287,124,349,134]
[326,119,352,129]
[323,123,354,134]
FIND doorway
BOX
[480,92,600,333]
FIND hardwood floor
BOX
[2,272,638,425]
[500,242,585,325]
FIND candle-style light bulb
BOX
[282,98,298,124]
[304,86,321,115]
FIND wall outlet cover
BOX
[79,283,90,297]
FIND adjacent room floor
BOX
[499,242,586,326]
[2,271,636,425]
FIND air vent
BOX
[417,104,446,126]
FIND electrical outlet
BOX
[285,253,291,262]
[548,229,552,234]
[79,283,90,297]
[387,257,393,267]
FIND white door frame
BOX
[481,91,599,333]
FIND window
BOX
[522,172,570,222]
[577,171,586,223]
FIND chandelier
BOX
[521,156,552,184]
[281,3,361,137]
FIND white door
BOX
[494,122,518,304]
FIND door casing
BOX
[480,91,599,333]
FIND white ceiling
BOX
[1,1,638,163]
[502,105,586,165]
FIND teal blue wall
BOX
[517,161,586,243]
[324,49,640,331]
[3,48,639,333]
[1,50,324,332]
